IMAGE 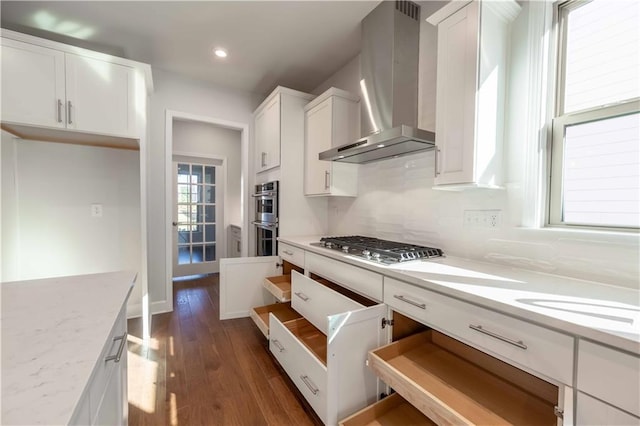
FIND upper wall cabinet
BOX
[428,0,521,189]
[1,30,151,145]
[304,88,359,197]
[254,87,315,174]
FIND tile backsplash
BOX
[328,151,640,290]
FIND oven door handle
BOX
[252,221,277,229]
[251,192,276,198]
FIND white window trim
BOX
[544,0,640,232]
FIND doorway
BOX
[172,158,223,277]
[163,110,249,315]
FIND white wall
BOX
[147,69,259,308]
[323,1,639,289]
[173,120,242,227]
[0,137,144,305]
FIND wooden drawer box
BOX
[578,340,640,417]
[384,277,574,385]
[263,274,291,302]
[250,302,301,338]
[367,330,560,425]
[306,252,383,301]
[339,393,435,426]
[279,242,305,268]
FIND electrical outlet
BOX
[463,209,502,228]
[91,204,103,218]
[486,210,502,228]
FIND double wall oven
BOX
[252,181,278,256]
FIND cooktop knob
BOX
[372,253,381,259]
[342,246,350,252]
[362,250,370,257]
[326,242,333,248]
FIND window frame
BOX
[547,0,640,231]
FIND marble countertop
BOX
[280,236,640,355]
[1,271,136,425]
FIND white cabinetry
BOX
[577,392,639,425]
[227,225,241,258]
[304,87,359,197]
[428,0,520,189]
[1,35,137,139]
[69,301,129,426]
[577,339,640,419]
[255,94,281,172]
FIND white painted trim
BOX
[164,109,250,313]
[127,303,143,319]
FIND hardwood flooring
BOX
[127,274,321,426]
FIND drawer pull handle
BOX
[105,332,128,363]
[271,339,285,352]
[393,294,426,310]
[67,100,73,124]
[57,99,63,123]
[300,375,319,395]
[295,292,309,302]
[469,324,527,350]
[283,250,294,256]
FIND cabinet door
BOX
[1,38,66,128]
[93,362,124,426]
[256,95,281,172]
[434,1,478,186]
[219,256,281,319]
[577,392,639,425]
[65,53,136,137]
[305,99,332,195]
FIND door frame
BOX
[164,110,249,314]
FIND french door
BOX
[172,160,222,277]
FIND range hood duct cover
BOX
[319,0,435,164]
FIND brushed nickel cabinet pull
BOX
[261,152,267,167]
[294,292,309,302]
[105,332,127,363]
[393,294,426,310]
[324,171,330,189]
[434,148,441,177]
[469,324,528,350]
[67,100,73,124]
[57,99,63,123]
[236,240,241,252]
[271,339,285,352]
[300,375,319,395]
[283,250,294,256]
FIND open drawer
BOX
[368,330,561,425]
[339,393,435,426]
[249,302,301,338]
[263,274,292,302]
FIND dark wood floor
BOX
[127,274,321,426]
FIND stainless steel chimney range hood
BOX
[319,0,435,164]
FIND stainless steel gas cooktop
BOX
[311,235,444,265]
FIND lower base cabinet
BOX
[69,300,128,425]
[250,270,387,425]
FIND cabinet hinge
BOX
[553,406,563,419]
[381,318,394,329]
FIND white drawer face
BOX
[291,271,363,335]
[279,243,305,268]
[268,313,299,378]
[305,252,383,301]
[577,392,640,425]
[578,340,640,417]
[384,278,574,385]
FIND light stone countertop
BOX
[1,271,136,425]
[280,236,640,355]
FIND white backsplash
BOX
[328,151,640,290]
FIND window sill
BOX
[515,226,639,245]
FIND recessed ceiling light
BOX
[213,48,228,58]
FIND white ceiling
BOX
[0,1,381,96]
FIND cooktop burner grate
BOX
[317,235,443,264]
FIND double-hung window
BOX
[549,0,640,230]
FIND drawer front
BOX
[89,303,127,420]
[279,243,305,268]
[269,314,328,424]
[291,271,363,335]
[578,340,640,416]
[577,392,639,425]
[384,278,574,384]
[305,252,383,301]
[268,313,299,378]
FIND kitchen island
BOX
[1,271,135,425]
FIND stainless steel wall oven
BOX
[252,181,278,256]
